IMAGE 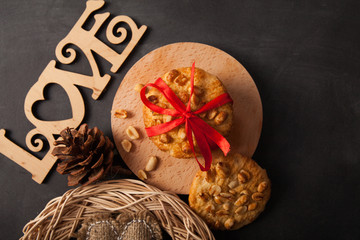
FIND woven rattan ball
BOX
[21,179,214,240]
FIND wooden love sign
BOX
[0,0,147,184]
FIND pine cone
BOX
[52,124,114,186]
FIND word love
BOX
[0,0,146,183]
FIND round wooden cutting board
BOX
[111,42,262,194]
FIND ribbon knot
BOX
[140,62,233,171]
[183,112,193,119]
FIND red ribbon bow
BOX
[140,62,233,171]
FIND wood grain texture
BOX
[111,42,262,194]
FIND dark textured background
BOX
[1,0,360,239]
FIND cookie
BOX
[188,152,271,230]
[143,67,233,158]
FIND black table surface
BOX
[1,0,360,239]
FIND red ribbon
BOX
[140,62,233,171]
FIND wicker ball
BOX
[21,179,214,240]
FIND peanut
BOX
[223,202,230,211]
[166,69,180,81]
[224,218,235,230]
[219,192,233,198]
[163,115,173,123]
[134,83,144,92]
[214,111,228,125]
[234,195,248,206]
[193,86,203,96]
[121,140,132,152]
[159,134,171,143]
[209,185,222,196]
[228,180,238,189]
[252,192,264,201]
[145,156,158,172]
[138,169,147,180]
[114,109,128,119]
[205,204,215,213]
[216,209,229,216]
[177,128,187,140]
[207,109,218,120]
[248,202,257,211]
[174,76,188,86]
[181,142,192,154]
[126,126,139,140]
[198,192,209,201]
[178,91,189,103]
[214,195,223,204]
[238,169,251,183]
[240,189,250,196]
[235,206,247,214]
[257,181,268,193]
[215,162,229,178]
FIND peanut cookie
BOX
[189,152,271,230]
[143,67,233,158]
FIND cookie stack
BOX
[141,66,270,231]
[143,67,233,158]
